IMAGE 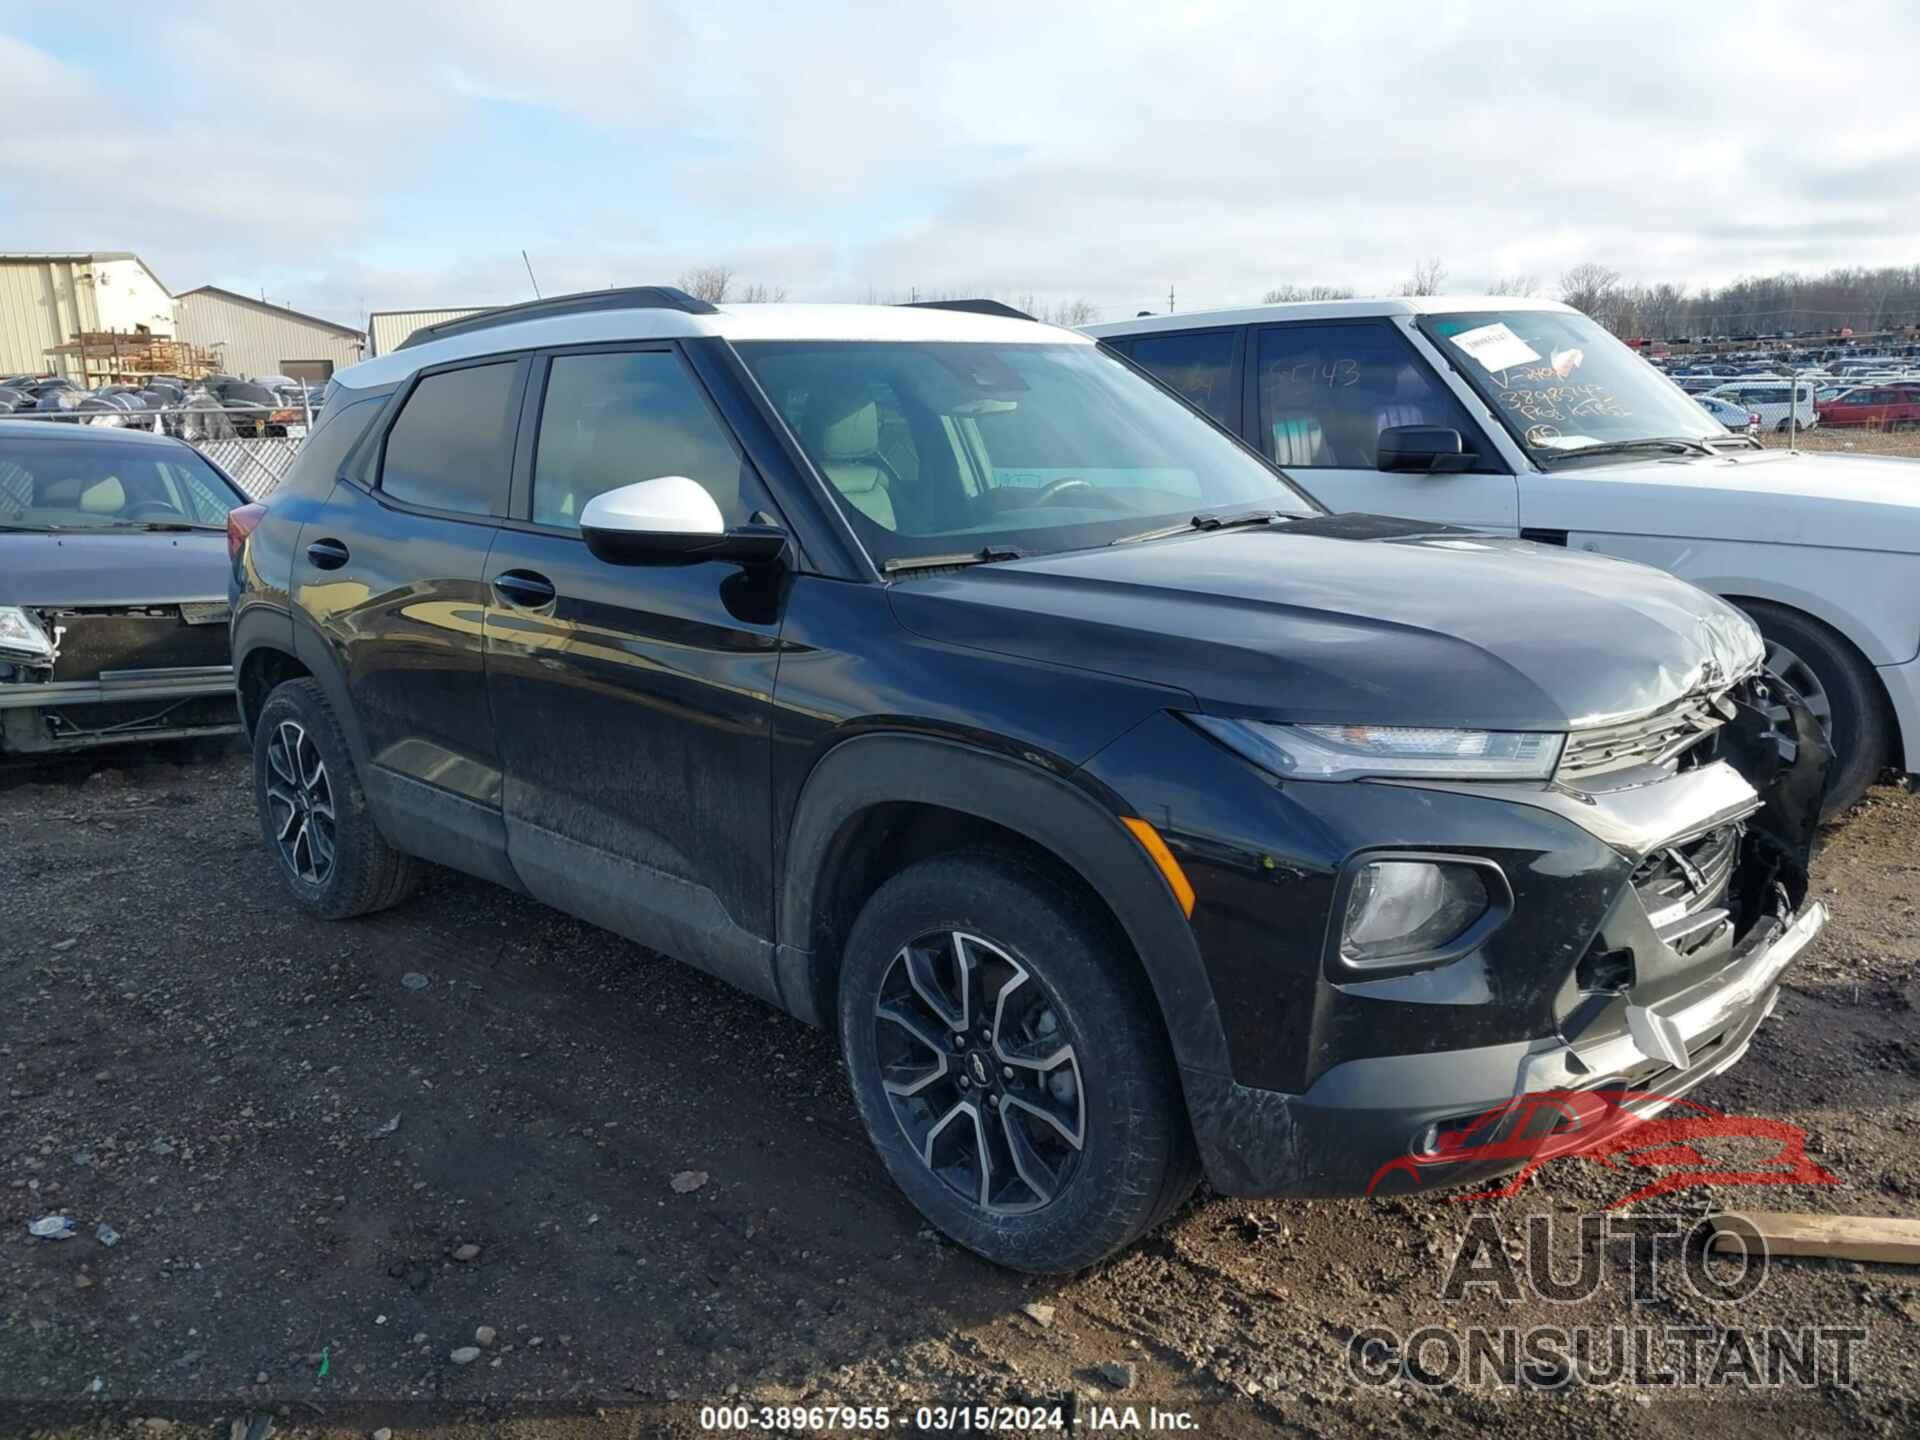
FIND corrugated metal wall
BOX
[0,257,102,376]
[368,308,487,357]
[174,292,364,380]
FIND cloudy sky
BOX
[5,0,1918,329]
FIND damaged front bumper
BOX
[1180,677,1834,1198]
[0,603,238,754]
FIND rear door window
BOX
[379,361,521,516]
[1124,329,1241,428]
[1255,322,1481,468]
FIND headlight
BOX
[0,606,54,663]
[1187,715,1563,782]
[1340,859,1492,968]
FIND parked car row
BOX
[0,372,324,437]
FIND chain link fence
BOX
[2,409,309,498]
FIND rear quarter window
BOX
[279,393,388,497]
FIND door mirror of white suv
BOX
[580,475,787,565]
[1377,425,1476,475]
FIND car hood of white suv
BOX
[1530,447,1920,553]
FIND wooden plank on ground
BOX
[1710,1210,1920,1264]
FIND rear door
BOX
[1246,320,1517,529]
[292,355,525,879]
[482,343,790,1001]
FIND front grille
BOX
[1559,685,1737,782]
[1632,823,1741,955]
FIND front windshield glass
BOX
[0,437,242,530]
[1419,310,1723,455]
[735,341,1317,565]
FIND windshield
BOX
[0,437,242,530]
[735,341,1316,565]
[1419,310,1724,457]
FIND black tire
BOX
[253,678,420,918]
[838,850,1199,1272]
[1742,601,1889,818]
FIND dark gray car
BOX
[0,420,246,756]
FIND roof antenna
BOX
[521,250,542,300]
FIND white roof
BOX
[1082,294,1578,338]
[339,302,1087,391]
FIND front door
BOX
[483,345,789,1001]
[1248,320,1519,531]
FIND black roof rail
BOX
[901,299,1036,321]
[396,286,719,350]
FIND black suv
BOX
[230,288,1831,1271]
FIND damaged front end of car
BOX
[1354,667,1834,1197]
[1151,659,1835,1200]
[0,601,238,756]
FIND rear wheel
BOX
[838,851,1198,1271]
[1742,602,1888,818]
[253,679,420,918]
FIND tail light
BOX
[227,502,267,564]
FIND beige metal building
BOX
[0,252,177,377]
[367,307,489,357]
[174,287,365,385]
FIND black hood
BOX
[0,531,230,608]
[887,522,1763,732]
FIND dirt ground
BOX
[4,744,1920,1440]
[1758,427,1920,457]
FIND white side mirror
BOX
[578,475,788,567]
[579,475,725,537]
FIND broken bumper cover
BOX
[0,665,236,711]
[0,665,239,752]
[1183,897,1826,1197]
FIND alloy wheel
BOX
[873,930,1085,1214]
[265,719,336,885]
[1763,639,1834,740]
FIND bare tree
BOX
[737,282,789,304]
[1261,284,1355,303]
[1558,262,1622,323]
[1486,274,1540,297]
[677,265,734,303]
[1046,298,1100,327]
[1398,258,1448,297]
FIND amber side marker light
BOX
[1121,817,1196,918]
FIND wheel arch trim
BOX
[775,731,1232,1080]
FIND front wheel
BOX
[1743,602,1889,819]
[838,851,1198,1271]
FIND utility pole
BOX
[1168,283,1175,314]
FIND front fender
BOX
[774,731,1232,1080]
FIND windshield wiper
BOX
[883,545,1026,575]
[1110,508,1289,545]
[1536,437,1717,464]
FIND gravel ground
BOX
[4,743,1919,1439]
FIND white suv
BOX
[1087,297,1920,814]
[1704,379,1818,434]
